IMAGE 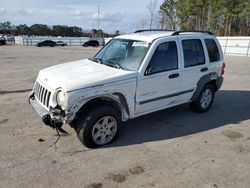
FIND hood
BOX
[38,59,137,92]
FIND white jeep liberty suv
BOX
[29,30,225,148]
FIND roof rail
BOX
[171,30,214,35]
[134,29,174,33]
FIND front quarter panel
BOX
[65,78,137,122]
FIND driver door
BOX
[135,38,182,115]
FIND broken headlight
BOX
[56,90,65,107]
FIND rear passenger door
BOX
[178,37,209,103]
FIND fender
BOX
[191,72,222,101]
[66,93,130,123]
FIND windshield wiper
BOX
[89,57,102,64]
[90,57,125,70]
[104,59,124,70]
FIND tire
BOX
[190,84,215,113]
[75,106,121,148]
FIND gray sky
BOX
[0,0,163,33]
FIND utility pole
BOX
[91,23,94,38]
[98,0,100,31]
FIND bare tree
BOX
[137,18,148,30]
[147,0,158,29]
[159,0,177,30]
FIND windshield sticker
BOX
[132,42,149,47]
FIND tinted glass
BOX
[205,39,220,62]
[182,39,205,68]
[146,41,178,74]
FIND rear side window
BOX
[205,39,220,62]
[182,39,205,68]
[146,41,178,74]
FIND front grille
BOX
[34,82,51,108]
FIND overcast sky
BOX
[0,0,163,33]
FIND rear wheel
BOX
[190,84,215,113]
[75,106,121,148]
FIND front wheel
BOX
[75,106,121,148]
[190,84,215,113]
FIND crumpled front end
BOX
[28,80,67,131]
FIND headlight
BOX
[56,90,65,106]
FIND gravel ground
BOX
[0,45,250,188]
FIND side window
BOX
[182,39,205,68]
[146,41,178,75]
[205,39,220,62]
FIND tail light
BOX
[221,63,225,75]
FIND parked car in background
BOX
[56,41,67,46]
[0,37,6,45]
[37,40,56,47]
[82,40,99,47]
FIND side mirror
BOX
[145,66,152,75]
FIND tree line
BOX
[0,21,115,37]
[159,0,250,36]
[1,0,249,37]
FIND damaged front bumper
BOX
[28,92,65,129]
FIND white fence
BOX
[217,37,250,57]
[14,36,250,57]
[14,36,105,46]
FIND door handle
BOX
[200,67,208,72]
[169,73,180,79]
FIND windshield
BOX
[94,39,150,71]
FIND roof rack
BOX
[134,29,174,33]
[134,29,214,35]
[171,30,214,35]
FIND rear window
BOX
[182,39,205,68]
[205,39,220,62]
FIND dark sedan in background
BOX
[37,40,56,47]
[82,40,99,47]
[0,38,6,45]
